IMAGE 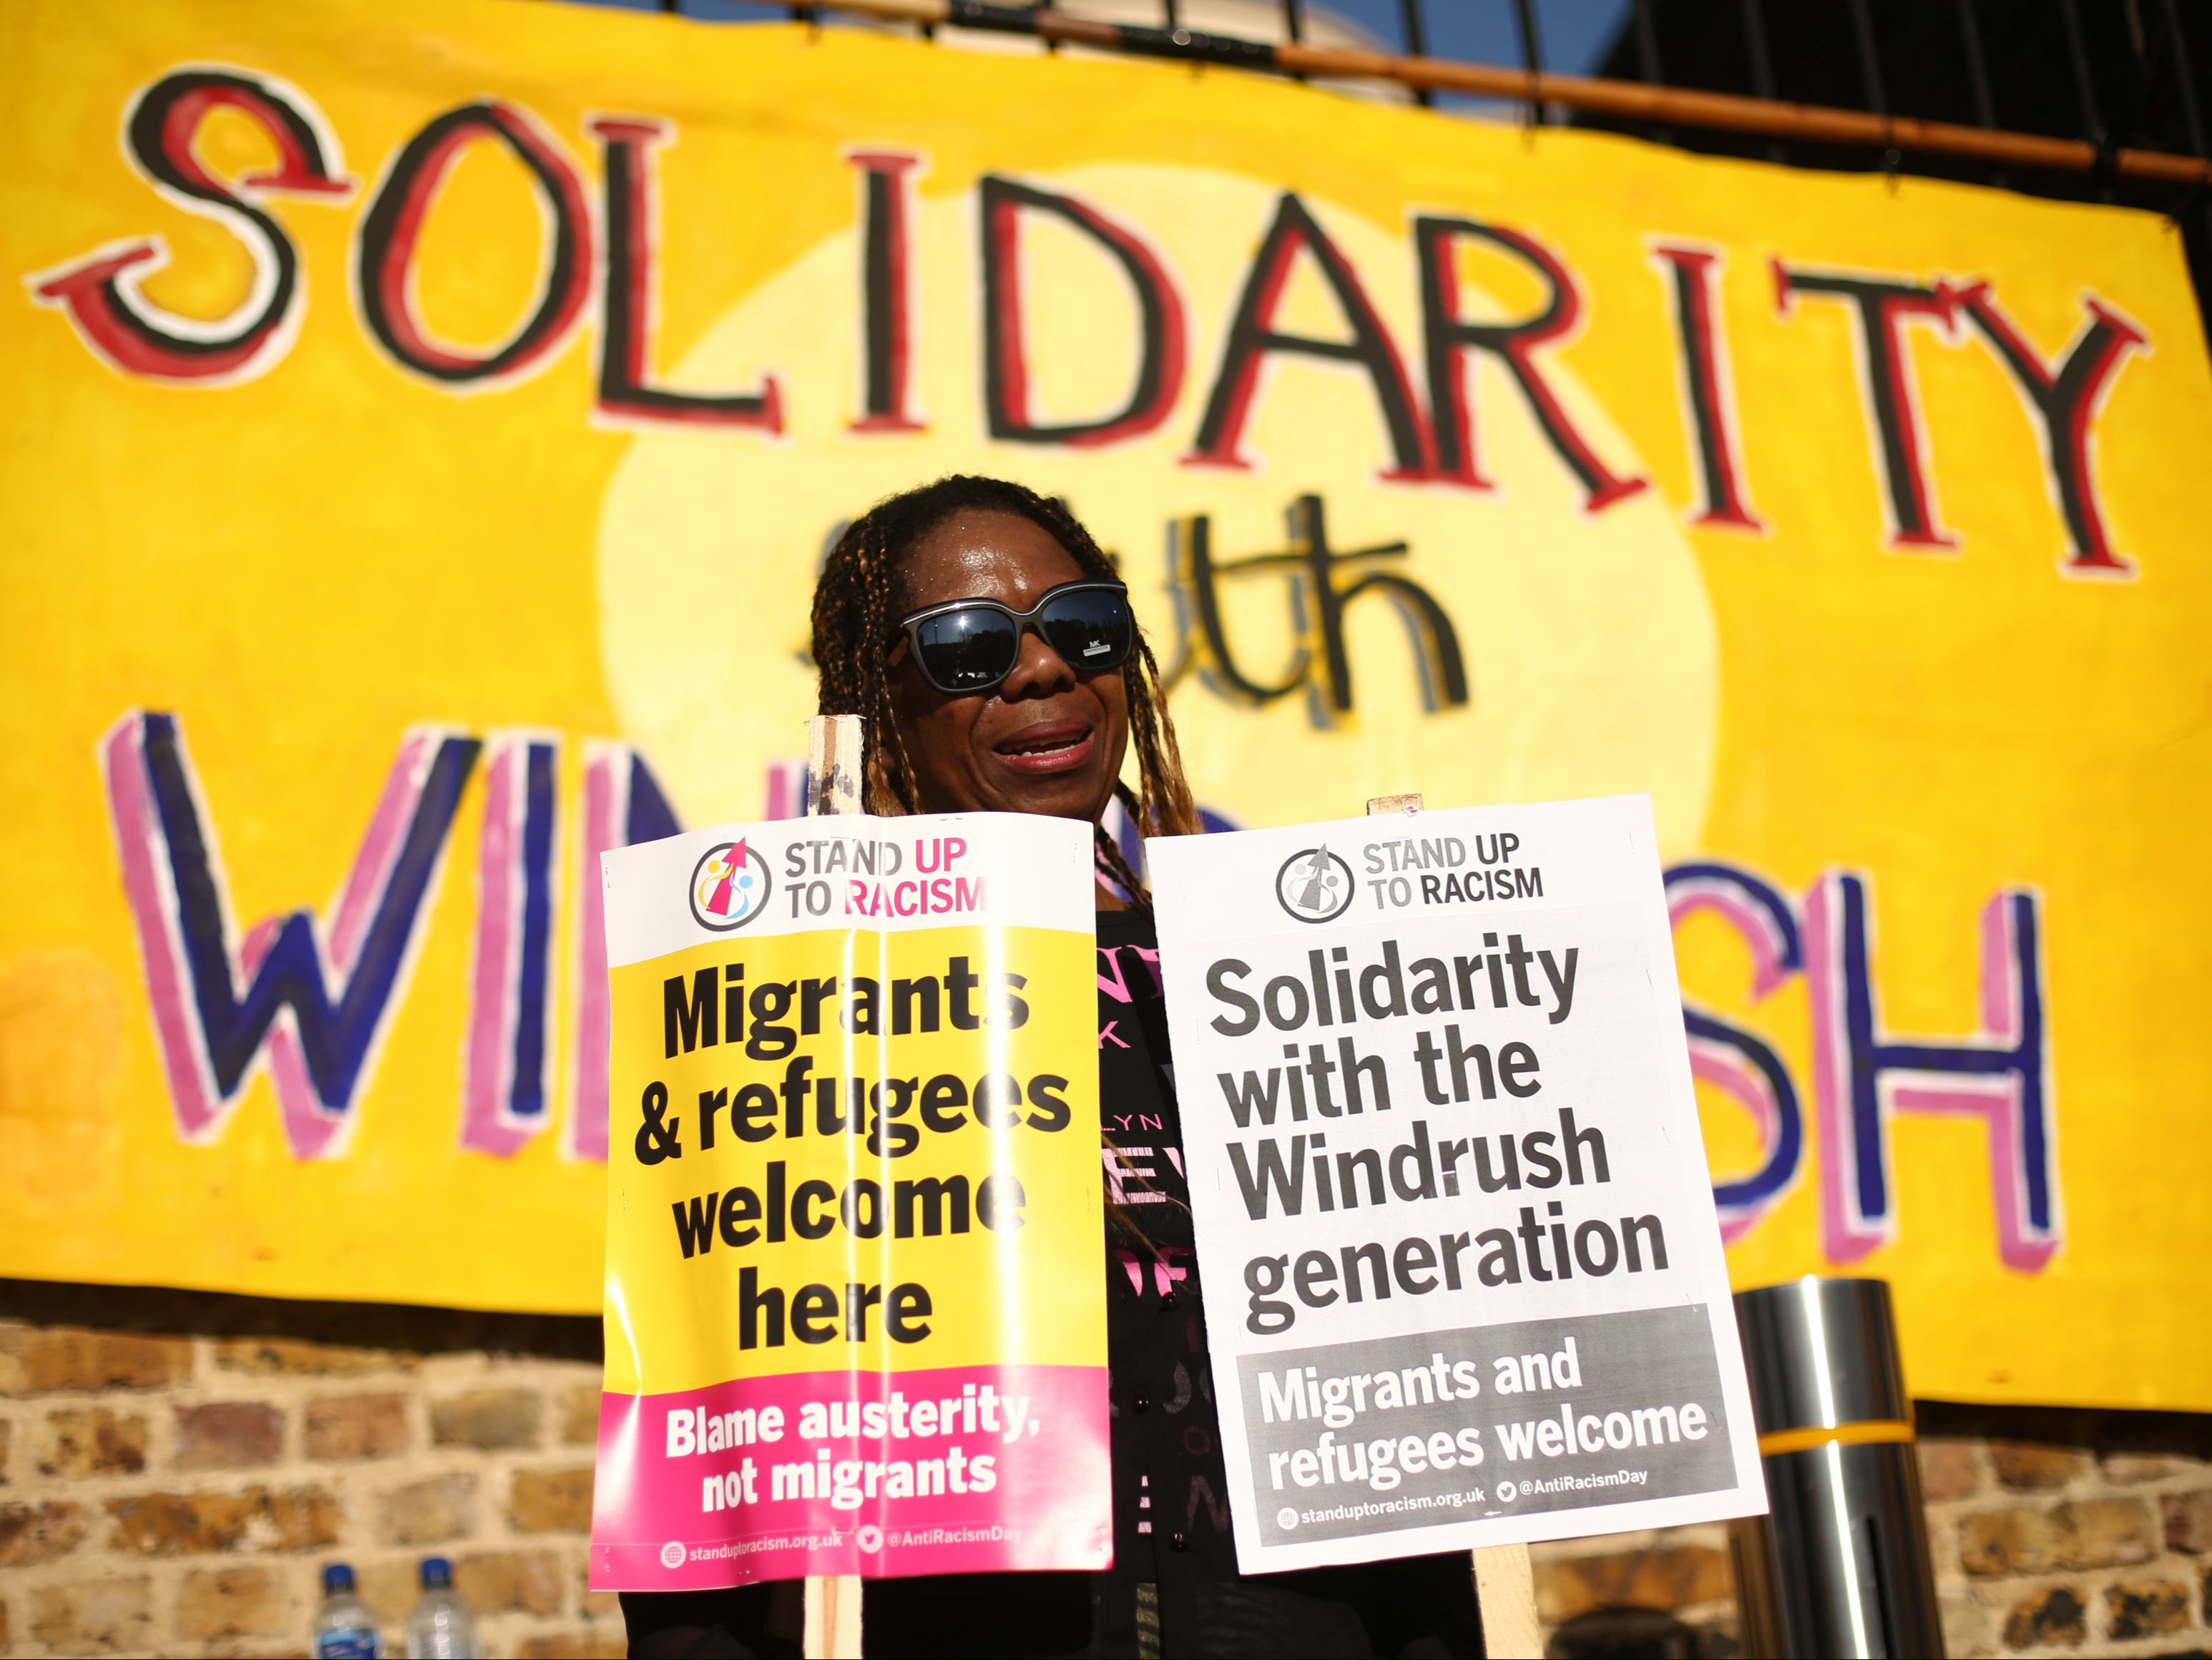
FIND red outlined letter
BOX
[1188,193,1429,479]
[1415,216,1645,511]
[1954,282,2145,578]
[28,67,353,386]
[979,175,1186,448]
[1773,260,1960,550]
[1650,243,1765,531]
[848,150,926,433]
[591,117,783,431]
[352,99,592,389]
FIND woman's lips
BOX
[994,722,1095,776]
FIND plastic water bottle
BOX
[405,1557,481,1659]
[313,1563,380,1659]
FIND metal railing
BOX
[624,0,2208,184]
[607,0,2212,320]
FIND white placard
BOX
[1149,795,1766,1571]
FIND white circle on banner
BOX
[1276,1506,1299,1529]
[660,1541,687,1569]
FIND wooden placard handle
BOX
[1472,1540,1543,1658]
[803,1572,862,1660]
[803,713,866,1659]
[1364,791,1542,1659]
[808,713,865,819]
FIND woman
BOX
[625,475,1482,1659]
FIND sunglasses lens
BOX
[1039,588,1135,673]
[913,607,1021,690]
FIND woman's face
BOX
[888,509,1130,825]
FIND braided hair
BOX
[810,474,1199,903]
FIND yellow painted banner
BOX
[3,0,2208,1410]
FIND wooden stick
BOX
[803,713,866,1658]
[808,713,866,819]
[804,1571,863,1659]
[1472,1541,1543,1659]
[763,0,2212,187]
[1363,792,1545,1658]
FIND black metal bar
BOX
[1846,0,1889,118]
[1736,0,1776,101]
[1630,0,1663,84]
[1115,21,1275,67]
[1398,0,1433,106]
[1164,0,1178,37]
[1511,0,1545,125]
[2054,0,2108,145]
[1735,0,1782,162]
[934,0,1275,69]
[944,4,1043,36]
[1281,0,1303,45]
[1954,0,1998,128]
[1628,0,1670,143]
[2118,0,2162,158]
[1396,0,1429,58]
[2158,0,2206,155]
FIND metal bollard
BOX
[1731,1277,1944,1659]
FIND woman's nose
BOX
[998,624,1077,699]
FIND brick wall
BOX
[1914,1402,2212,1657]
[5,1280,2209,1659]
[1531,1521,1741,1654]
[0,1281,618,1659]
[1527,1402,2212,1659]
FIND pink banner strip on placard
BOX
[589,1362,1110,1589]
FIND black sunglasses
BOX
[896,579,1137,695]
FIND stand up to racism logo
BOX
[1276,846,1354,923]
[688,838,771,931]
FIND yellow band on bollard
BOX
[1757,1420,1917,1457]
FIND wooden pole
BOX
[745,0,2211,187]
[808,713,866,820]
[803,1572,863,1660]
[1472,1540,1544,1659]
[1365,791,1544,1659]
[803,713,866,1659]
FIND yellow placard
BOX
[587,814,1110,1582]
[602,927,1102,1395]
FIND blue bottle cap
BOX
[322,1563,356,1595]
[420,1556,453,1589]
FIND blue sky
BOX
[1312,0,1632,76]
